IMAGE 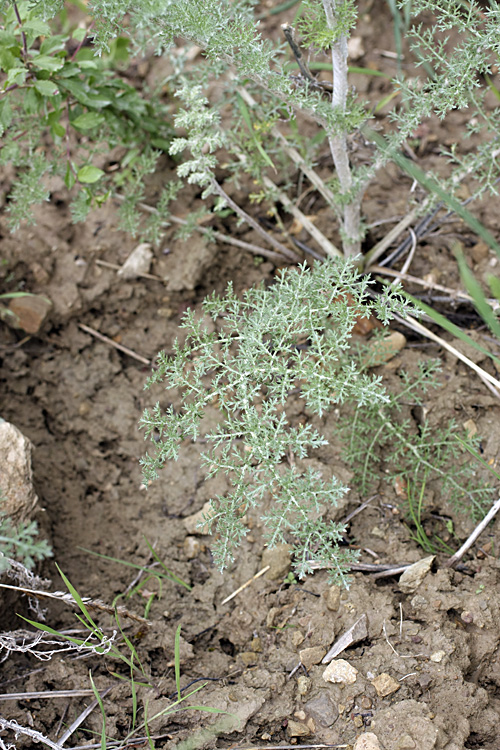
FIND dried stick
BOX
[209,178,299,262]
[371,265,500,310]
[114,194,288,264]
[444,496,500,568]
[393,312,500,393]
[78,323,151,366]
[0,689,103,701]
[261,174,342,259]
[57,687,112,746]
[220,565,270,605]
[0,718,63,750]
[0,583,147,623]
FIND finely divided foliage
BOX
[141,260,411,584]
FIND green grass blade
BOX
[55,562,98,630]
[143,537,191,590]
[455,435,500,482]
[89,672,107,750]
[405,293,500,368]
[487,274,500,304]
[453,242,500,339]
[363,124,500,258]
[175,623,182,702]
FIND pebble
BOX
[183,536,204,559]
[299,646,327,670]
[182,501,214,535]
[7,294,52,334]
[430,650,446,663]
[286,719,310,737]
[239,651,258,666]
[262,543,292,580]
[323,614,368,663]
[292,630,305,647]
[297,675,311,696]
[304,691,339,727]
[353,732,382,750]
[363,331,406,366]
[371,673,401,697]
[396,735,417,749]
[325,585,341,611]
[398,556,435,593]
[118,242,153,279]
[322,659,358,685]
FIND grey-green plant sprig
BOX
[140,259,412,585]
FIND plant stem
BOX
[322,0,361,257]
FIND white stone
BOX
[322,658,358,685]
[0,420,38,523]
[353,732,382,750]
[399,556,435,593]
[430,650,446,663]
[118,243,153,279]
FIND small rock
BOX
[299,646,327,670]
[470,241,489,264]
[360,695,372,709]
[183,536,204,559]
[353,732,382,750]
[399,556,435,593]
[353,715,364,728]
[396,735,417,749]
[322,659,358,685]
[239,651,258,666]
[363,331,406,366]
[371,673,401,697]
[251,636,262,653]
[182,501,214,535]
[118,242,153,279]
[462,418,477,438]
[430,650,445,663]
[262,543,292,580]
[323,614,368,663]
[7,294,52,334]
[304,691,339,727]
[325,585,341,611]
[292,630,305,647]
[348,35,365,60]
[297,675,312,696]
[286,719,310,737]
[0,420,38,523]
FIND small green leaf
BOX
[6,66,27,87]
[34,79,59,96]
[32,54,65,72]
[65,162,77,190]
[23,19,52,36]
[71,111,104,130]
[72,27,87,42]
[487,274,500,304]
[78,165,105,184]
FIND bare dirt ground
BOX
[1,1,500,749]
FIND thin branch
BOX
[444,496,500,568]
[78,323,151,366]
[393,312,500,393]
[209,178,299,261]
[57,688,112,747]
[114,195,291,264]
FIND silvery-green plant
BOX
[3,0,500,265]
[140,259,412,585]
